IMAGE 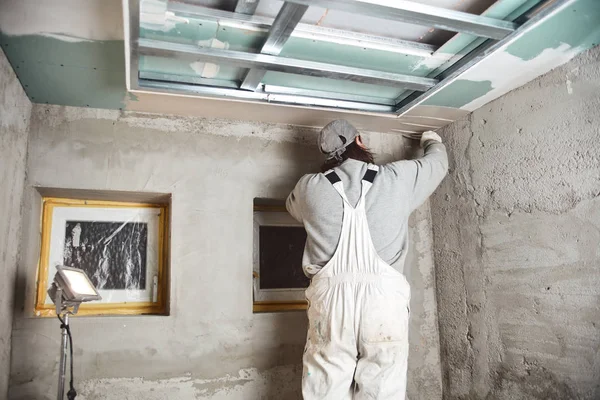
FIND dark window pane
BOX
[259,226,309,289]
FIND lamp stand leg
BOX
[57,313,69,400]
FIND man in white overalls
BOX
[287,120,447,399]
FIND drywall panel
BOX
[424,0,600,110]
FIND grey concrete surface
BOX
[432,45,600,399]
[0,48,31,400]
[9,106,442,399]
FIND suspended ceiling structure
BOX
[127,0,575,116]
[1,0,599,132]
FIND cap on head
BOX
[318,119,359,160]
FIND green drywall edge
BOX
[424,0,600,109]
[423,80,493,108]
[0,33,127,109]
[506,0,600,61]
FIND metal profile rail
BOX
[284,0,517,40]
[240,2,309,91]
[166,2,438,56]
[138,38,439,91]
[235,0,259,14]
[139,80,395,113]
[263,84,396,106]
[394,0,577,114]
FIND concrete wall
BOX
[9,106,442,399]
[0,48,31,399]
[432,45,600,399]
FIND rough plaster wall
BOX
[9,106,442,399]
[432,45,600,399]
[0,48,31,399]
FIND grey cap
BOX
[318,119,359,160]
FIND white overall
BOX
[303,165,411,400]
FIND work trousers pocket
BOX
[360,290,409,344]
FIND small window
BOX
[35,196,170,317]
[253,199,308,312]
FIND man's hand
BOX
[420,131,442,147]
[402,130,442,147]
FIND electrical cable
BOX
[57,315,78,400]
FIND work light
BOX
[48,266,101,400]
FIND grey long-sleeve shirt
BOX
[286,141,448,277]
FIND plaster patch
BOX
[566,66,579,95]
[190,39,230,78]
[460,43,581,111]
[140,0,190,32]
[201,63,221,78]
[411,52,454,72]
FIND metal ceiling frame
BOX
[165,3,438,56]
[138,38,438,91]
[239,2,309,91]
[126,0,572,116]
[284,0,517,40]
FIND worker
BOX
[286,119,448,400]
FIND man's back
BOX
[287,141,448,276]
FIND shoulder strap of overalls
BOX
[324,169,351,206]
[361,164,379,197]
[324,164,379,206]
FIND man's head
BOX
[319,119,374,172]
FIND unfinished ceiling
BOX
[1,0,599,132]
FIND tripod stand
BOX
[49,285,80,400]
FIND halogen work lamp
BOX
[48,266,101,400]
[48,266,101,313]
